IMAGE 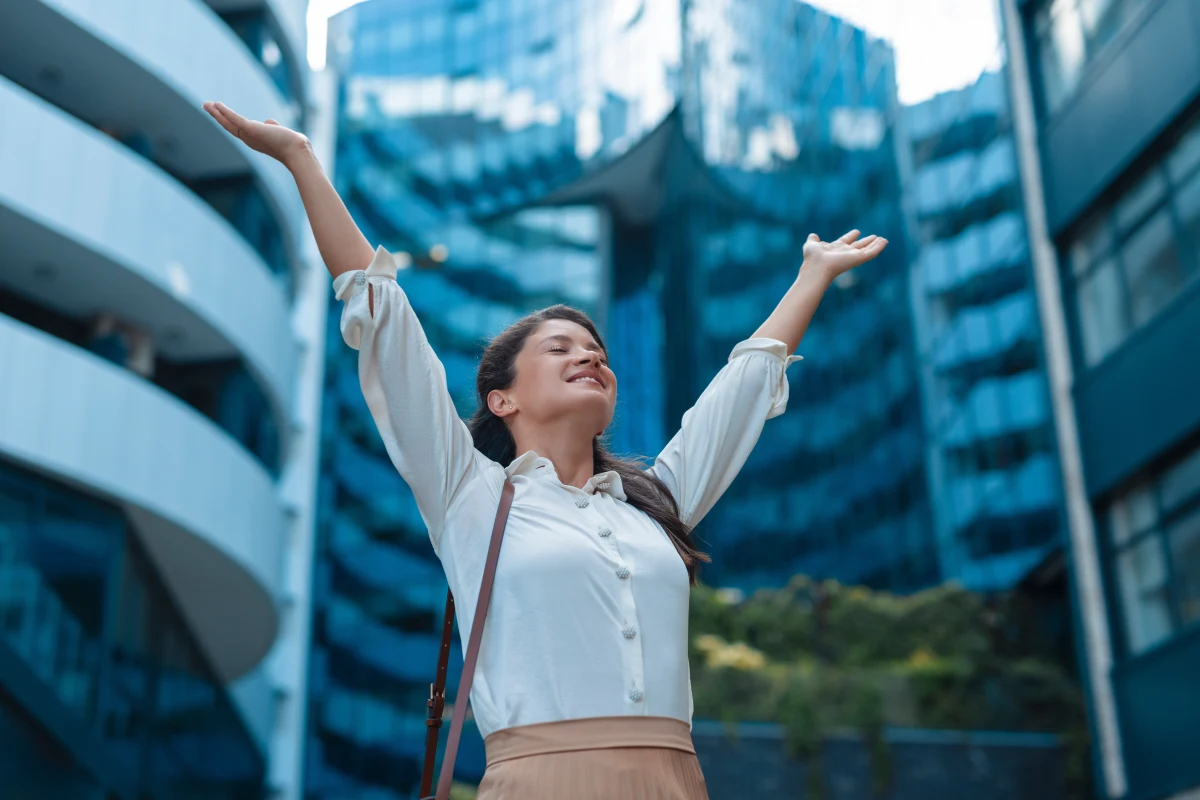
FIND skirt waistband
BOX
[483,716,695,766]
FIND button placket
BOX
[587,503,645,710]
[611,522,645,710]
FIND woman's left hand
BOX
[801,229,888,280]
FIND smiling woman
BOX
[206,95,886,799]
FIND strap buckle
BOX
[427,682,445,726]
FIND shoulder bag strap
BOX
[420,478,515,800]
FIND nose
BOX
[575,350,599,365]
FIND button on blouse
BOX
[333,246,802,739]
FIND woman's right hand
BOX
[203,101,310,168]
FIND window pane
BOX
[1076,257,1128,364]
[1069,214,1112,276]
[1121,210,1184,327]
[1117,536,1174,653]
[1080,0,1127,50]
[1110,482,1157,545]
[0,487,36,653]
[1173,168,1200,273]
[1168,117,1200,183]
[36,497,117,636]
[1169,509,1200,626]
[1161,442,1200,511]
[1038,0,1087,114]
[1115,170,1166,233]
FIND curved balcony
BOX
[0,0,303,271]
[0,75,293,428]
[202,0,308,111]
[0,313,283,679]
[204,0,308,77]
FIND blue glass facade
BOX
[308,2,941,796]
[0,457,264,800]
[672,1,934,593]
[904,71,1063,592]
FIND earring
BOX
[508,403,514,409]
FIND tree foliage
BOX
[689,577,1090,797]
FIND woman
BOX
[204,101,886,799]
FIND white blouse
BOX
[333,246,802,739]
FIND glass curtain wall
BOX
[0,457,264,800]
[672,0,935,593]
[904,70,1063,592]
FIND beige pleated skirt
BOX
[476,716,710,799]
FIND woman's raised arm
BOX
[203,102,374,281]
[648,229,888,528]
[204,102,489,550]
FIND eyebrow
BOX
[541,333,606,353]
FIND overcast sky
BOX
[307,0,1005,104]
[805,0,1004,103]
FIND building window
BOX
[1066,111,1200,367]
[0,458,266,797]
[1107,440,1200,656]
[1032,0,1151,116]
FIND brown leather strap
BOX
[420,479,515,800]
[419,590,456,798]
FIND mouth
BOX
[567,371,606,389]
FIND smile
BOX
[569,376,603,386]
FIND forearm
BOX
[751,262,834,354]
[286,144,376,280]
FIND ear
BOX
[487,389,515,418]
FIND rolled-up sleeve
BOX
[648,337,802,528]
[333,246,488,550]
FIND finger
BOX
[204,103,240,137]
[866,238,888,257]
[265,118,279,126]
[852,234,877,249]
[837,229,860,244]
[806,233,820,243]
[213,102,253,130]
[206,102,239,132]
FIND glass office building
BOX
[0,1,319,799]
[672,1,933,593]
[309,2,936,796]
[904,71,1062,593]
[1007,0,1200,797]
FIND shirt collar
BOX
[504,450,627,501]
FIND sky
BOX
[306,0,1004,105]
[804,0,1005,104]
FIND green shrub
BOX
[689,575,1091,799]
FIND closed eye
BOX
[547,343,609,366]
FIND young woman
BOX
[205,101,886,799]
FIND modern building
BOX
[675,1,934,594]
[307,1,933,797]
[1003,0,1200,797]
[903,70,1064,594]
[0,1,320,798]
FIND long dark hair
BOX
[468,304,710,584]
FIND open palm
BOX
[203,101,309,166]
[802,230,888,278]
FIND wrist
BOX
[282,137,316,173]
[797,259,836,289]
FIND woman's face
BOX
[502,319,617,434]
